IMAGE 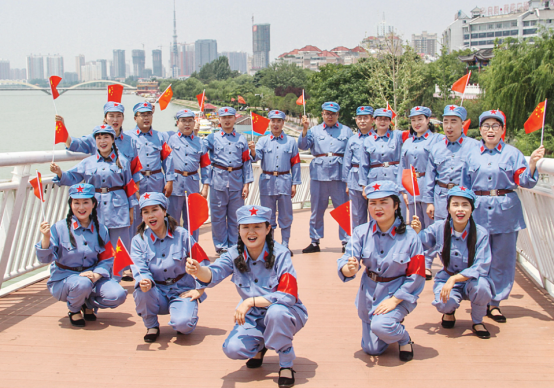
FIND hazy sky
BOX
[3,0,506,70]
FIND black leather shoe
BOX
[278,367,295,388]
[425,269,433,281]
[302,243,320,254]
[144,327,160,343]
[472,323,491,339]
[441,312,456,328]
[487,306,507,323]
[68,311,85,327]
[288,249,294,257]
[342,245,346,253]
[81,304,96,321]
[246,347,267,368]
[399,341,414,362]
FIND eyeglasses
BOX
[323,112,338,117]
[481,124,502,131]
[137,112,153,118]
[356,116,373,121]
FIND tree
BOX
[480,30,554,136]
[254,62,309,91]
[192,56,239,83]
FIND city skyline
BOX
[2,0,509,70]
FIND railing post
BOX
[0,165,30,288]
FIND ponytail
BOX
[391,195,406,234]
[467,216,477,268]
[90,201,104,248]
[65,199,77,248]
[441,213,452,268]
[112,143,123,170]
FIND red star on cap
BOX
[114,103,119,106]
[77,185,84,193]
[372,183,381,191]
[460,186,467,191]
[224,108,228,112]
[144,193,150,199]
[361,107,365,110]
[249,207,258,216]
[143,103,148,107]
[383,109,388,112]
[490,110,497,114]
[100,125,106,129]
[415,107,421,111]
[330,104,334,107]
[449,105,456,111]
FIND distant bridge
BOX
[0,80,137,95]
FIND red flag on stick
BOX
[452,72,471,94]
[402,166,420,197]
[296,94,304,106]
[237,95,246,104]
[196,91,206,112]
[386,102,397,119]
[107,84,124,103]
[29,171,45,202]
[251,112,270,135]
[330,201,351,236]
[524,100,547,134]
[113,238,134,276]
[157,85,173,110]
[191,242,210,265]
[462,119,471,135]
[187,193,209,232]
[49,76,62,100]
[54,120,68,144]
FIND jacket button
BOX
[455,252,458,256]
[380,250,384,254]
[104,202,107,205]
[146,153,149,156]
[489,207,492,210]
[252,262,257,265]
[239,284,242,287]
[254,279,258,283]
[161,240,164,242]
[164,269,167,272]
[162,254,165,257]
[84,242,87,245]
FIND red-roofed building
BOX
[331,46,350,52]
[277,43,368,71]
[298,45,322,53]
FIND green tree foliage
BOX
[192,56,239,83]
[480,31,554,136]
[254,62,309,91]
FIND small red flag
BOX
[498,110,506,141]
[296,94,304,106]
[158,85,173,110]
[191,242,210,264]
[524,101,546,134]
[330,201,351,236]
[386,102,397,119]
[29,171,45,202]
[402,166,420,197]
[113,238,134,276]
[231,97,236,102]
[462,119,471,135]
[49,76,62,100]
[188,193,209,232]
[54,120,68,144]
[452,72,471,94]
[252,112,270,135]
[107,84,124,103]
[196,92,206,112]
[237,95,246,104]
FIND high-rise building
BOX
[0,60,10,80]
[46,55,64,78]
[80,61,103,82]
[113,49,126,79]
[97,59,108,79]
[252,24,270,70]
[220,51,248,74]
[75,54,85,81]
[11,68,26,80]
[195,39,218,71]
[179,43,195,77]
[64,72,78,83]
[132,49,146,78]
[152,49,163,77]
[412,31,438,57]
[171,0,179,78]
[26,55,44,80]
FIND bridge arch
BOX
[0,79,137,95]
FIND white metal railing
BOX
[0,150,313,295]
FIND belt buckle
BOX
[490,189,498,196]
[76,266,84,272]
[165,278,175,285]
[100,187,108,194]
[327,152,333,157]
[182,171,189,177]
[144,170,152,177]
[415,172,421,178]
[368,271,377,281]
[447,183,455,189]
[227,167,233,172]
[383,162,390,168]
[273,171,278,176]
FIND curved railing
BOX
[0,149,552,299]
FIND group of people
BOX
[34,98,545,388]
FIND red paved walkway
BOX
[1,209,553,387]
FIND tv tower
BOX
[171,0,179,77]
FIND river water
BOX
[0,90,188,180]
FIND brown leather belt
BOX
[154,273,185,286]
[370,161,399,168]
[213,164,242,172]
[314,153,344,157]
[95,186,123,193]
[141,169,163,177]
[443,268,457,276]
[263,170,290,176]
[436,181,458,189]
[366,268,404,282]
[415,172,425,178]
[474,189,514,197]
[351,164,360,168]
[174,169,198,177]
[55,262,94,272]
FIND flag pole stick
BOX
[460,71,471,107]
[250,111,253,142]
[302,89,306,117]
[541,99,548,147]
[51,96,59,163]
[349,199,354,258]
[410,164,417,217]
[185,191,193,261]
